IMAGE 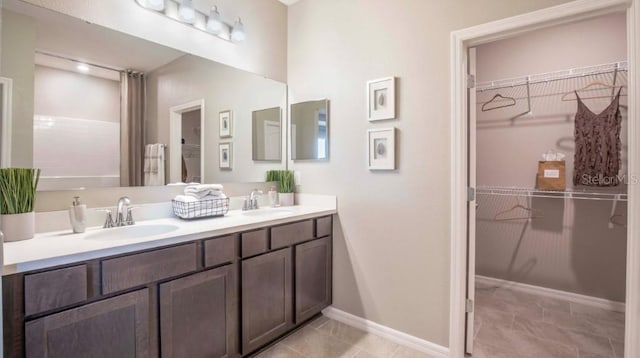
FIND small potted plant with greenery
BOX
[0,168,40,242]
[266,170,295,206]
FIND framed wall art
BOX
[219,110,233,138]
[367,77,395,121]
[219,142,232,169]
[367,127,396,170]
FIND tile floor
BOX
[255,315,437,358]
[473,280,625,358]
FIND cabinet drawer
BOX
[316,216,332,238]
[204,235,237,267]
[271,220,313,250]
[24,265,88,316]
[101,243,197,294]
[241,229,268,257]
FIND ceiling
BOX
[278,0,301,6]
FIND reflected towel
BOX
[144,144,165,186]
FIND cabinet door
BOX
[295,237,332,323]
[160,265,238,358]
[241,248,292,354]
[25,289,151,358]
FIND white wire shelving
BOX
[476,186,627,202]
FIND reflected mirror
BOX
[291,100,329,161]
[252,107,282,161]
[0,0,287,191]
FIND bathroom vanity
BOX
[2,207,334,358]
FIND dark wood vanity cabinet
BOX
[3,215,333,358]
[241,248,293,353]
[160,265,239,358]
[25,289,151,358]
[295,236,332,323]
[240,216,333,354]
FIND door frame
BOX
[169,99,205,183]
[449,0,639,357]
[0,77,13,168]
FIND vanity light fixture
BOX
[134,0,245,43]
[177,0,196,24]
[135,0,165,11]
[206,6,224,34]
[231,18,246,43]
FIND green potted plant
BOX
[0,168,41,242]
[266,170,295,206]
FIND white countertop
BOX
[3,203,336,275]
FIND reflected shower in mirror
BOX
[252,107,282,161]
[290,100,329,161]
[0,0,286,191]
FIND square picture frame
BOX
[367,127,396,170]
[219,110,233,138]
[219,142,232,169]
[367,77,395,121]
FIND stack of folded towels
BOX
[174,184,227,203]
[174,184,228,218]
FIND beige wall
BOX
[288,0,574,346]
[146,54,286,184]
[1,9,35,167]
[475,13,627,301]
[21,0,288,82]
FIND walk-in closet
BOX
[470,12,628,358]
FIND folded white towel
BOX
[174,195,199,203]
[185,184,224,192]
[186,190,224,199]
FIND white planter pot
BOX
[1,211,35,242]
[279,193,295,207]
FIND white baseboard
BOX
[321,306,449,358]
[476,275,626,313]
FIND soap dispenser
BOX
[268,187,279,207]
[69,196,87,233]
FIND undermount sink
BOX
[241,207,295,217]
[84,224,180,241]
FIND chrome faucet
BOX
[102,196,136,228]
[243,189,263,211]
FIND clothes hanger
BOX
[493,197,543,221]
[609,214,627,228]
[561,81,626,101]
[481,93,517,112]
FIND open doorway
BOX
[471,12,627,357]
[450,1,640,357]
[169,99,204,184]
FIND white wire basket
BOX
[172,197,230,219]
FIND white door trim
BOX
[169,99,205,184]
[0,77,13,168]
[449,1,638,357]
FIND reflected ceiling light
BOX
[206,6,223,34]
[136,0,165,11]
[77,64,90,73]
[231,18,246,43]
[134,0,245,43]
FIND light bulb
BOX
[178,0,196,24]
[77,64,90,73]
[136,0,164,11]
[231,18,246,43]
[206,6,223,34]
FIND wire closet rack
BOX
[476,186,628,202]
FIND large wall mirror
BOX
[291,100,329,161]
[0,0,287,191]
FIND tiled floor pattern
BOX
[473,280,625,358]
[255,315,437,358]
